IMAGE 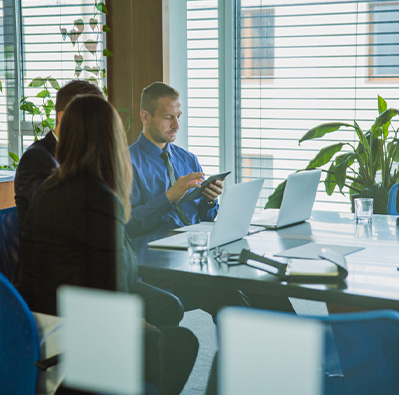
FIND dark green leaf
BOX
[0,81,2,92]
[306,143,344,169]
[96,2,108,14]
[34,125,41,136]
[36,89,50,98]
[100,68,106,79]
[103,24,111,33]
[299,122,353,144]
[43,99,54,118]
[265,180,286,209]
[388,140,399,162]
[324,163,336,196]
[103,85,108,96]
[334,153,355,191]
[353,121,369,153]
[103,48,113,57]
[48,78,60,90]
[28,77,46,88]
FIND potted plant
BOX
[266,96,399,214]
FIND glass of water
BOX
[354,198,373,222]
[187,231,210,264]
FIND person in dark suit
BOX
[17,95,198,394]
[14,80,103,231]
[14,80,184,327]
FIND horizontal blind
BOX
[21,0,105,146]
[236,0,399,212]
[187,0,220,175]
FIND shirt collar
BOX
[52,130,59,142]
[138,132,173,159]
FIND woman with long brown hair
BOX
[18,94,198,394]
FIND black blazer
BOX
[17,172,137,315]
[14,131,58,230]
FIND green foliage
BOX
[266,96,399,214]
[0,152,20,170]
[20,76,58,140]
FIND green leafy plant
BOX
[0,152,19,170]
[20,76,60,140]
[266,96,399,214]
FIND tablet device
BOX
[180,171,231,203]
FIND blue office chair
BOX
[0,271,40,394]
[387,183,398,215]
[0,206,20,282]
[319,310,399,395]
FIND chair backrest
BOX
[0,206,20,282]
[218,307,399,395]
[0,272,40,393]
[218,307,324,395]
[387,183,398,215]
[319,310,399,395]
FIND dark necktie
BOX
[160,150,192,226]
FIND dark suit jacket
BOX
[17,172,137,315]
[14,131,58,230]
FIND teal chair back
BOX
[387,183,398,215]
[0,272,40,394]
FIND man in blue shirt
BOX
[126,81,223,238]
[127,82,295,318]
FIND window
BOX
[0,0,106,167]
[241,8,274,79]
[369,2,399,79]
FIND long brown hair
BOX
[55,94,132,222]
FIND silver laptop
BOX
[251,169,321,230]
[148,178,264,250]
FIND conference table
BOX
[134,211,399,311]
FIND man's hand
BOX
[166,172,204,202]
[202,179,223,203]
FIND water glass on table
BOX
[187,231,210,264]
[354,198,373,222]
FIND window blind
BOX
[20,0,105,146]
[236,0,399,211]
[187,0,220,175]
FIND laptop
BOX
[251,169,321,230]
[148,178,264,250]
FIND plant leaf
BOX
[89,18,98,30]
[100,68,106,79]
[43,99,54,118]
[306,143,344,169]
[74,18,84,33]
[103,85,108,96]
[36,89,50,98]
[334,152,355,191]
[103,24,111,33]
[48,78,60,90]
[371,108,399,136]
[75,66,83,78]
[28,77,46,88]
[84,40,98,54]
[324,163,336,196]
[96,2,108,14]
[69,29,79,46]
[74,54,83,66]
[9,151,19,162]
[378,95,387,115]
[265,180,286,209]
[299,122,353,144]
[59,26,67,41]
[0,81,2,92]
[103,48,113,57]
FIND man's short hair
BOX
[140,82,179,115]
[55,80,103,115]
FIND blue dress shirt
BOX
[126,132,219,238]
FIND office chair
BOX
[218,307,399,395]
[0,271,40,394]
[0,206,20,282]
[387,183,398,215]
